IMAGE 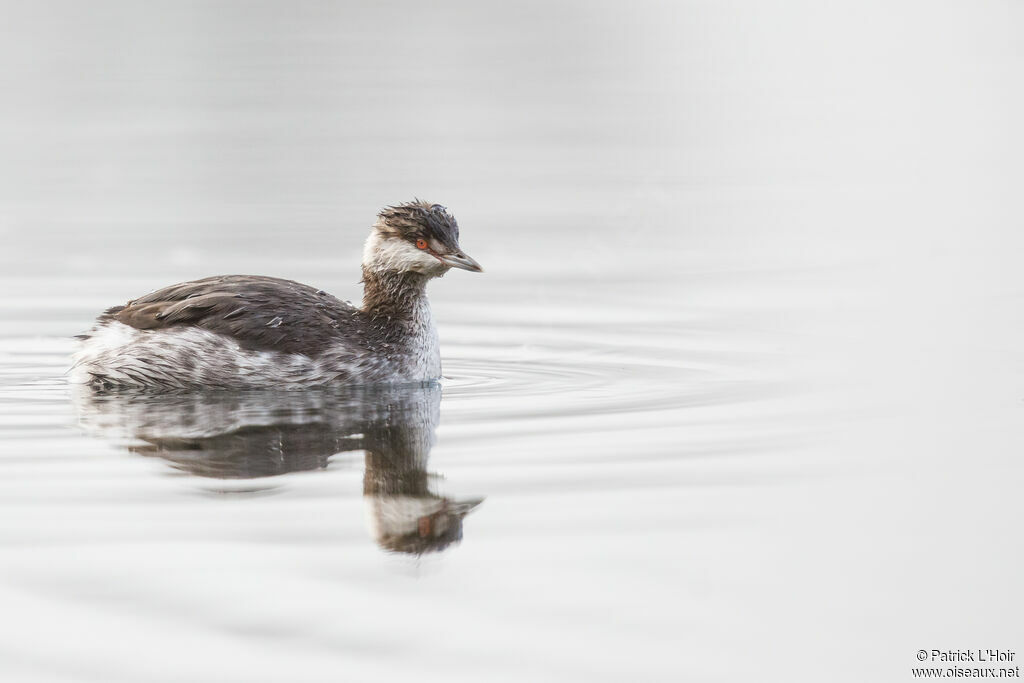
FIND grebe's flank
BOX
[71,200,482,388]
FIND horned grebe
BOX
[71,200,482,388]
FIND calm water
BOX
[2,2,1022,682]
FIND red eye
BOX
[416,238,428,250]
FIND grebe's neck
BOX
[360,267,432,322]
[360,267,441,379]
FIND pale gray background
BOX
[0,2,1022,682]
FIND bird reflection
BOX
[71,382,482,554]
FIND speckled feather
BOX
[106,275,364,355]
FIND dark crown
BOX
[378,200,460,250]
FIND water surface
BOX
[1,2,1022,682]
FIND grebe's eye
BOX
[416,238,428,250]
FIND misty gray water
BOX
[1,2,1022,682]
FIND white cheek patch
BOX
[363,232,445,274]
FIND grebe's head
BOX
[362,200,483,277]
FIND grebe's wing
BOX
[106,275,361,355]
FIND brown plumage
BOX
[101,275,364,356]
